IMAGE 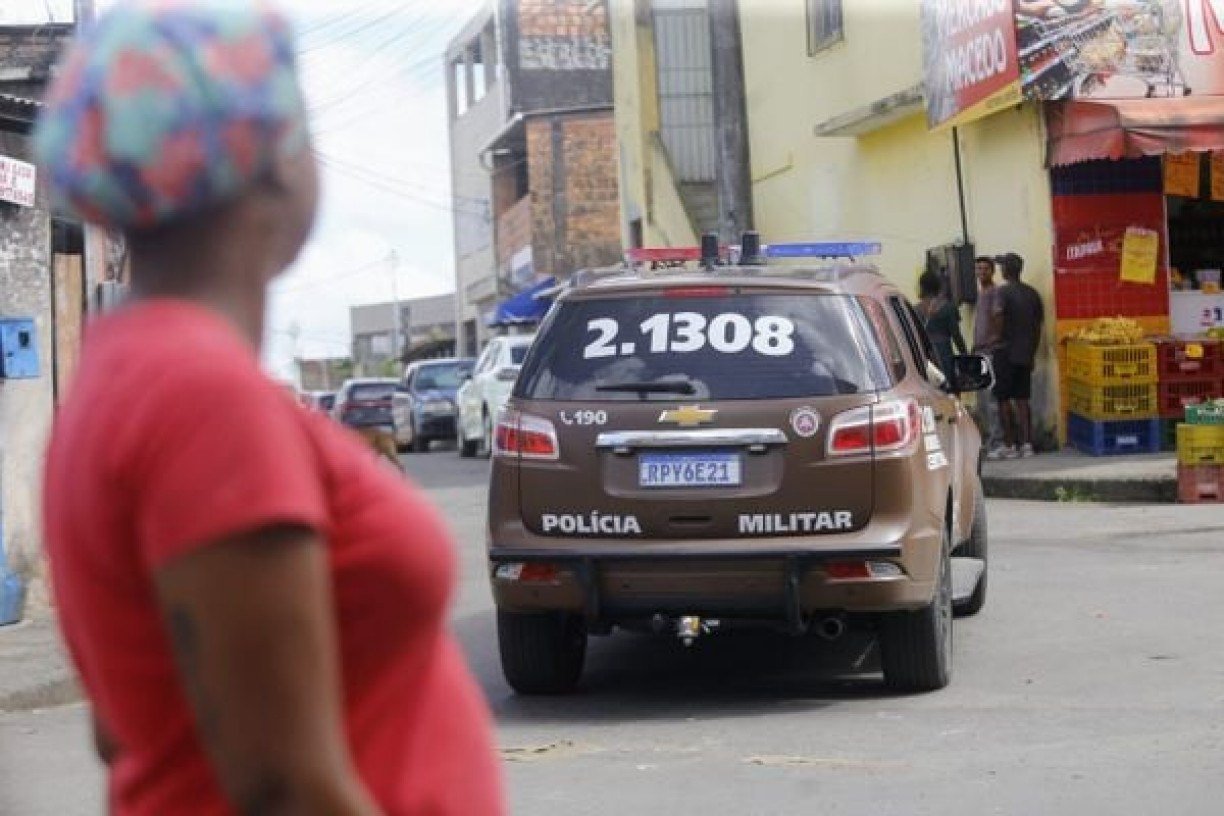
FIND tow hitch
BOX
[652,614,721,646]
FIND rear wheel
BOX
[458,421,478,458]
[497,609,586,695]
[409,425,429,453]
[954,480,988,617]
[479,410,494,459]
[395,421,413,454]
[880,526,953,692]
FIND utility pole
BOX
[707,0,754,244]
[74,0,110,312]
[388,249,402,370]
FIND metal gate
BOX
[653,0,717,183]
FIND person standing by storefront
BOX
[972,257,1004,455]
[990,253,1045,459]
[917,270,967,379]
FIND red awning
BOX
[1046,99,1224,167]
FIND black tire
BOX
[480,410,494,459]
[397,421,414,453]
[955,480,988,617]
[497,609,586,695]
[458,423,478,458]
[409,427,429,453]
[880,526,953,692]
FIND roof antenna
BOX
[740,231,765,265]
[700,232,720,270]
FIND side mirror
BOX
[951,354,994,393]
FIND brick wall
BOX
[0,26,72,76]
[525,111,621,281]
[496,195,533,268]
[502,0,613,111]
[517,0,609,39]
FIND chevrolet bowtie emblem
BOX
[658,405,717,427]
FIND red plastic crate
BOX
[1153,338,1223,381]
[1158,379,1224,418]
[1178,464,1224,503]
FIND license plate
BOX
[638,452,742,488]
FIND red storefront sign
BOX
[921,0,1024,129]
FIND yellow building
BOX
[611,1,1059,444]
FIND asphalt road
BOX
[6,446,1224,815]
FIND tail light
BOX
[494,409,559,461]
[827,398,920,457]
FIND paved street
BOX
[5,449,1224,814]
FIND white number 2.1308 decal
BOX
[583,313,796,360]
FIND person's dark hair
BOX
[918,270,943,298]
[975,256,994,267]
[998,252,1024,278]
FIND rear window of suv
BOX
[517,292,892,401]
[350,383,396,401]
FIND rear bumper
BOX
[489,528,940,625]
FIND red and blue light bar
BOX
[624,241,881,264]
[766,241,882,259]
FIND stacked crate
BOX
[1154,339,1224,454]
[1176,402,1224,503]
[1065,340,1161,455]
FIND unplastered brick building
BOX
[446,0,621,356]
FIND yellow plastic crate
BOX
[1065,341,1157,386]
[1067,380,1158,420]
[1176,423,1224,465]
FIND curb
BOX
[0,675,80,713]
[983,474,1177,504]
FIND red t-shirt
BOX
[43,300,504,815]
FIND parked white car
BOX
[456,334,536,457]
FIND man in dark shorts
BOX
[989,253,1044,459]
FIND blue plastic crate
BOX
[1067,413,1162,456]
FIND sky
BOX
[9,0,484,382]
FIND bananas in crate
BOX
[1071,317,1146,345]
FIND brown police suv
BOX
[487,239,991,695]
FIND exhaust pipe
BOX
[816,617,845,641]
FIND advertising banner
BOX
[1017,0,1224,101]
[0,155,35,208]
[921,0,1024,129]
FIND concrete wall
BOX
[447,4,507,357]
[738,5,1059,441]
[0,130,53,607]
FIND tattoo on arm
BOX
[166,605,221,747]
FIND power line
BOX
[298,5,410,55]
[273,252,396,295]
[313,149,490,206]
[315,154,490,219]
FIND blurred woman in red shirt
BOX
[36,3,503,814]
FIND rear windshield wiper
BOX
[595,380,696,395]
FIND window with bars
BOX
[807,0,843,55]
